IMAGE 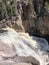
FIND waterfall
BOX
[0,27,49,65]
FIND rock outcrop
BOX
[0,0,49,65]
[0,0,49,37]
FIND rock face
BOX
[37,15,49,35]
[15,0,49,37]
[0,0,49,37]
[0,0,49,38]
[0,27,49,65]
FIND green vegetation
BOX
[0,0,17,20]
[28,0,34,13]
[45,2,49,9]
[0,0,49,21]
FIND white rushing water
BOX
[0,27,49,65]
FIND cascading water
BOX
[0,27,49,65]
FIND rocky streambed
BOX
[0,27,49,65]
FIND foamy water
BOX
[0,27,49,65]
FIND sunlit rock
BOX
[0,62,32,65]
[0,40,16,58]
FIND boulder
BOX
[0,39,16,58]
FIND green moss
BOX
[45,2,49,10]
[28,0,34,13]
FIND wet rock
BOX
[15,56,39,65]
